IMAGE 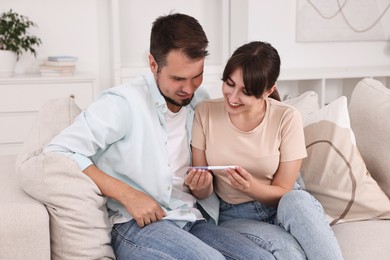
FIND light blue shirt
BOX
[44,73,219,226]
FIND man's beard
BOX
[157,84,193,107]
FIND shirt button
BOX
[167,186,171,191]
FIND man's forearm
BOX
[83,164,136,205]
[83,164,167,227]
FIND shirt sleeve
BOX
[279,108,307,162]
[44,93,130,170]
[191,102,207,151]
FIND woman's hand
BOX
[225,160,302,207]
[184,169,213,199]
[225,166,253,192]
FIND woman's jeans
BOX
[111,218,275,260]
[219,190,344,260]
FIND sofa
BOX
[0,77,389,260]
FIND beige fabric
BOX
[16,96,82,165]
[349,78,390,199]
[332,220,390,260]
[0,154,50,260]
[192,98,307,204]
[15,97,115,260]
[301,96,390,225]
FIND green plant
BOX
[0,9,42,59]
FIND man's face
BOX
[149,50,205,112]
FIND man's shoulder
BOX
[101,75,150,98]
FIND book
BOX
[40,71,74,77]
[43,60,77,67]
[40,65,76,71]
[48,56,78,62]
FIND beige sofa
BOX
[1,77,389,259]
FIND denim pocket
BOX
[253,202,277,224]
[219,199,233,211]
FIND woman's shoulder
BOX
[195,98,225,120]
[269,98,298,112]
[268,98,302,121]
[196,97,224,109]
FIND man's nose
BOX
[183,79,198,93]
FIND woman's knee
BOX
[277,190,327,228]
[279,190,322,212]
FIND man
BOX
[44,13,274,259]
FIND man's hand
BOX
[121,188,167,227]
[83,164,166,228]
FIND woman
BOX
[185,41,343,260]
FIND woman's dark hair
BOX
[150,13,209,70]
[222,41,281,100]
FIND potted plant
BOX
[0,9,42,77]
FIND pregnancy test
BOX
[189,165,237,170]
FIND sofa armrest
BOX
[0,154,50,260]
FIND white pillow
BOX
[300,96,390,225]
[283,90,320,189]
[284,90,320,121]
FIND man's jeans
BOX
[111,218,275,259]
[219,190,344,260]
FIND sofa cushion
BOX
[349,78,390,199]
[332,220,390,260]
[16,97,115,260]
[0,154,50,260]
[300,96,390,225]
[284,90,320,189]
[17,96,82,165]
[284,90,320,121]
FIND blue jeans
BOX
[218,190,343,260]
[111,218,275,260]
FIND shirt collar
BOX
[144,72,168,113]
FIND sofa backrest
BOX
[349,78,390,199]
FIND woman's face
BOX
[222,68,262,114]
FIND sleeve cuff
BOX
[69,153,93,171]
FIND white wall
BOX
[0,0,112,93]
[231,0,390,69]
[117,0,228,68]
[1,0,389,96]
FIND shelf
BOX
[0,73,96,154]
[277,66,390,107]
[0,73,96,84]
[279,66,390,81]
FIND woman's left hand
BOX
[225,166,253,192]
[185,169,213,192]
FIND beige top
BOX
[192,97,307,204]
